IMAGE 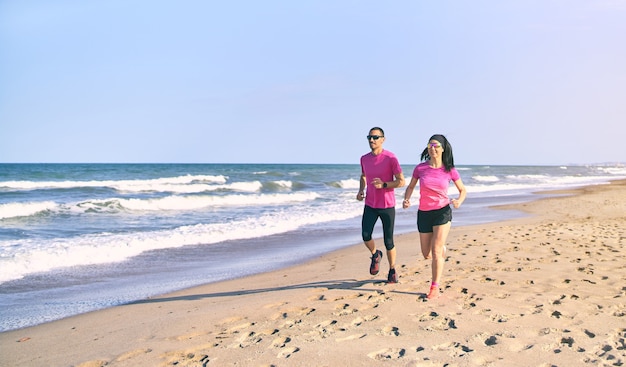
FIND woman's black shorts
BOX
[417,205,452,233]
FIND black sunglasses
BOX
[366,135,384,140]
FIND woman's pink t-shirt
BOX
[412,162,460,211]
[360,150,402,209]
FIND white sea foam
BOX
[261,180,293,191]
[94,192,320,212]
[0,175,228,192]
[274,180,293,188]
[463,183,542,195]
[505,174,550,181]
[0,199,360,283]
[221,181,263,192]
[337,179,360,189]
[598,166,626,175]
[472,175,500,182]
[464,175,614,195]
[0,201,58,219]
[1,192,321,217]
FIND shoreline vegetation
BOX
[2,180,625,367]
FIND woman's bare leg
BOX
[431,222,451,285]
[427,222,451,299]
[419,232,433,259]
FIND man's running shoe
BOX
[369,250,383,275]
[387,268,398,283]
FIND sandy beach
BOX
[2,180,625,367]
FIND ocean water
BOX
[1,163,624,331]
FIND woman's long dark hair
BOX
[420,134,455,172]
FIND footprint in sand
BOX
[212,320,255,344]
[484,336,498,346]
[228,331,263,349]
[226,321,255,333]
[333,303,358,316]
[432,341,473,357]
[584,328,626,365]
[611,302,626,317]
[331,292,365,302]
[271,306,316,328]
[270,336,291,348]
[380,326,400,336]
[303,319,341,340]
[288,306,316,317]
[160,352,210,367]
[489,313,520,323]
[433,341,459,351]
[415,311,458,331]
[308,294,326,301]
[351,315,378,327]
[272,306,315,320]
[367,348,405,360]
[461,292,481,310]
[276,346,300,359]
[366,291,390,305]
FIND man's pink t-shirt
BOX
[360,150,402,209]
[412,162,460,211]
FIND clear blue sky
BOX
[1,1,625,165]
